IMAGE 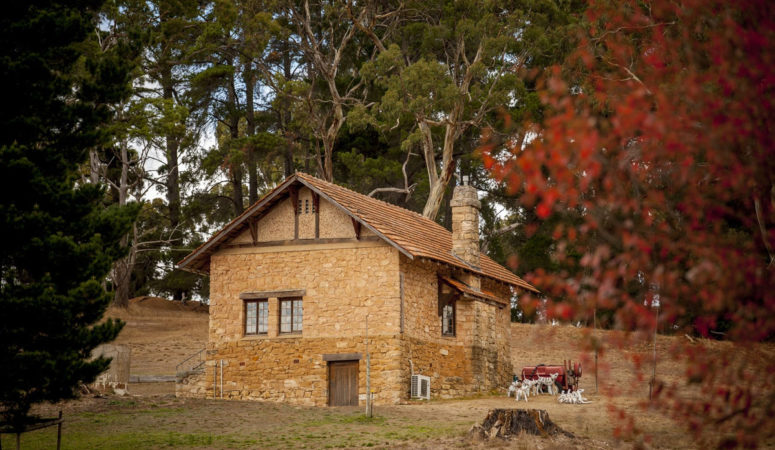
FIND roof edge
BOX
[176,174,302,271]
[176,173,416,273]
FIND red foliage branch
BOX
[484,0,775,446]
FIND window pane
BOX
[280,301,291,332]
[293,300,303,331]
[442,303,454,335]
[246,302,257,334]
[258,301,268,333]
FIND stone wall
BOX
[182,336,403,406]
[209,242,400,343]
[257,197,295,241]
[450,184,482,268]
[399,255,513,399]
[176,368,208,398]
[195,240,403,405]
[298,187,315,239]
[230,190,371,244]
[319,196,356,239]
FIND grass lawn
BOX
[2,393,609,449]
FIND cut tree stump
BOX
[469,409,574,441]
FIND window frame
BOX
[441,298,456,337]
[244,299,269,336]
[279,297,303,334]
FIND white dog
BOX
[558,388,591,404]
[507,381,519,397]
[515,383,530,402]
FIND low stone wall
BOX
[176,369,209,398]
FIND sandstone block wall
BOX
[192,241,403,405]
[180,336,403,406]
[209,243,400,343]
[231,190,377,244]
[319,195,356,239]
[450,185,482,268]
[399,256,513,398]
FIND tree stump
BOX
[469,409,574,441]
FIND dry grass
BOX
[13,298,770,448]
[106,297,209,375]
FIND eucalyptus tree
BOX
[355,0,583,220]
[116,0,206,230]
[278,0,401,181]
[99,0,207,303]
[190,0,283,215]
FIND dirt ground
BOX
[10,297,767,449]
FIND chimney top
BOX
[450,184,481,270]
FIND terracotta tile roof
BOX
[178,172,538,293]
[439,276,507,304]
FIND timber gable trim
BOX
[177,174,412,274]
[224,236,382,250]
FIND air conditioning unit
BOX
[410,375,430,400]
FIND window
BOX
[245,299,268,335]
[280,298,303,333]
[442,300,455,336]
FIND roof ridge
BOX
[295,171,436,223]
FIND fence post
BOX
[57,410,62,450]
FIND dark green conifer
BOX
[0,0,137,429]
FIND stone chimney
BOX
[450,176,481,270]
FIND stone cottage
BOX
[176,172,537,406]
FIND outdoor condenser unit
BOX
[410,375,431,400]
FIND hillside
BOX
[110,296,691,391]
[106,297,209,376]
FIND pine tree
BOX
[0,0,137,429]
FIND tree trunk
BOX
[161,64,181,230]
[89,150,100,184]
[228,60,244,216]
[111,235,136,308]
[231,165,244,216]
[422,147,456,220]
[282,40,295,177]
[112,137,134,308]
[422,111,461,220]
[469,409,574,441]
[244,63,258,206]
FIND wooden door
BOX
[328,360,359,406]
